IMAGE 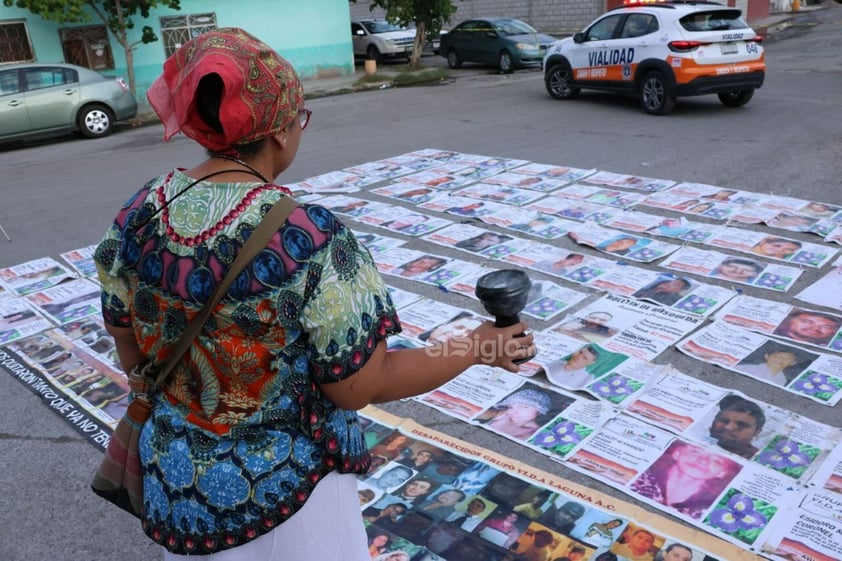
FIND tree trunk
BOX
[410,19,426,70]
[124,44,136,96]
[113,0,136,96]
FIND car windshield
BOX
[680,10,748,32]
[494,19,538,35]
[363,21,406,34]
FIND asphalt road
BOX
[0,5,840,561]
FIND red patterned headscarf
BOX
[147,27,303,150]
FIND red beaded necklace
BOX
[156,170,287,247]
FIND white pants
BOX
[163,471,369,561]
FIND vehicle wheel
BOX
[718,89,754,107]
[447,48,462,69]
[498,50,514,74]
[639,71,675,115]
[76,104,114,138]
[366,45,381,64]
[545,64,580,99]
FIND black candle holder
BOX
[475,269,533,363]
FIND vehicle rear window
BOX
[680,10,748,32]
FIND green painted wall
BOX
[0,0,354,109]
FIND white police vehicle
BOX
[542,1,766,114]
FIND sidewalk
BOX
[302,56,460,100]
[754,1,828,35]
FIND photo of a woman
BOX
[751,237,802,260]
[708,257,764,284]
[477,388,555,441]
[368,531,391,557]
[595,235,643,256]
[629,441,741,519]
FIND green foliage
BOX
[3,1,181,45]
[366,0,456,38]
[352,67,447,89]
[390,67,448,86]
[4,0,182,94]
[354,72,391,85]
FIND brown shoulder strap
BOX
[153,195,299,387]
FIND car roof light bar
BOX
[618,0,723,6]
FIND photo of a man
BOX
[632,276,693,307]
[553,311,617,344]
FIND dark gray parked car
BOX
[439,17,557,73]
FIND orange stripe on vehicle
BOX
[574,64,638,81]
[668,55,766,85]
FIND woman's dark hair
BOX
[718,395,766,432]
[196,73,266,157]
[593,553,618,561]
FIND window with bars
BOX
[0,21,34,64]
[59,26,114,70]
[160,13,217,57]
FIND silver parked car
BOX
[0,62,138,142]
[351,20,416,62]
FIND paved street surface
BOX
[0,4,840,561]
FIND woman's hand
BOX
[467,320,535,372]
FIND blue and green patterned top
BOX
[94,170,401,554]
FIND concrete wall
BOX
[349,0,603,36]
[0,0,355,108]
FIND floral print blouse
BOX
[94,170,401,554]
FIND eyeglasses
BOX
[298,108,312,130]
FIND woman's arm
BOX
[320,320,534,411]
[104,323,144,373]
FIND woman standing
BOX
[94,28,532,560]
